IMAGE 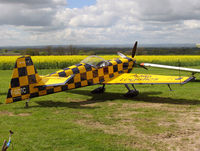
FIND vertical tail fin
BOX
[6,56,41,104]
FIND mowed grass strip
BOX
[0,67,200,151]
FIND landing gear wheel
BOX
[91,86,105,94]
[124,90,139,97]
[25,102,29,108]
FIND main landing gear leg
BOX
[91,84,105,94]
[25,98,30,108]
[124,84,139,97]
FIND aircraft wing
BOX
[104,73,193,85]
[35,75,74,87]
[140,63,200,74]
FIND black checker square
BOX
[13,96,22,102]
[7,89,12,98]
[118,70,124,74]
[61,85,68,91]
[113,65,118,72]
[47,89,54,94]
[108,62,113,66]
[75,82,81,88]
[81,73,87,81]
[68,77,74,84]
[38,86,46,91]
[18,67,27,77]
[72,68,80,74]
[103,67,109,75]
[11,78,20,88]
[99,76,105,83]
[109,74,114,78]
[127,58,132,62]
[123,63,129,70]
[30,92,39,98]
[84,64,92,71]
[28,75,37,84]
[58,71,67,77]
[25,57,33,66]
[20,85,30,95]
[93,70,98,78]
[87,79,93,85]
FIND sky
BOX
[0,0,200,46]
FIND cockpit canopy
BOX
[80,55,109,68]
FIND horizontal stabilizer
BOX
[104,73,193,85]
[141,63,200,74]
[35,75,74,88]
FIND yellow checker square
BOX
[68,83,75,89]
[12,68,19,78]
[86,71,93,79]
[65,70,73,76]
[27,65,35,75]
[6,98,13,104]
[78,66,86,73]
[110,61,117,65]
[54,86,62,92]
[17,57,26,68]
[39,90,47,96]
[36,74,41,82]
[74,74,81,83]
[98,68,104,77]
[22,94,30,100]
[69,65,77,69]
[118,64,123,71]
[93,77,99,84]
[29,84,39,93]
[81,80,88,86]
[19,76,29,86]
[113,72,119,77]
[108,66,114,74]
[11,87,21,97]
[129,61,133,66]
[103,75,110,82]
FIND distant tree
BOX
[45,46,53,55]
[21,48,39,56]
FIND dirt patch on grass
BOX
[0,111,31,116]
[75,102,200,151]
[0,111,14,116]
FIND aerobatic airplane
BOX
[6,42,194,107]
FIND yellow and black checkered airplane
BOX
[6,42,193,105]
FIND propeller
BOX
[117,41,147,70]
[132,41,138,58]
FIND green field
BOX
[0,67,200,151]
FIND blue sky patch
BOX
[67,0,96,8]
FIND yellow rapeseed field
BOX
[0,55,200,70]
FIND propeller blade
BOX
[132,41,138,58]
[117,52,127,58]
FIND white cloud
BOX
[0,0,200,46]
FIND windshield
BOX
[80,55,109,68]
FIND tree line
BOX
[0,45,200,56]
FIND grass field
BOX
[0,67,200,151]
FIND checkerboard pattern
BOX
[6,56,135,104]
[6,56,41,103]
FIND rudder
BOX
[6,56,41,103]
